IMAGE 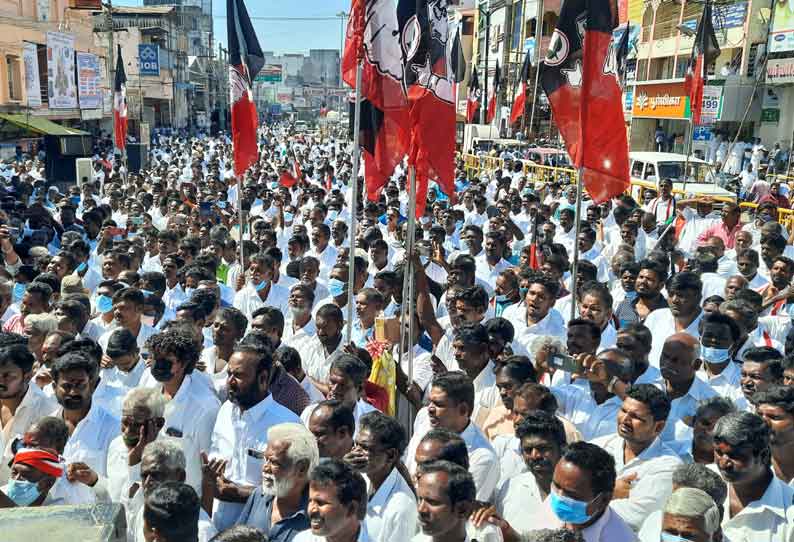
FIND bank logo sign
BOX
[139,44,160,77]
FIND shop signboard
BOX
[682,1,747,32]
[770,2,794,52]
[761,108,780,123]
[767,57,794,84]
[46,32,77,109]
[699,85,723,125]
[632,83,688,119]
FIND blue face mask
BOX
[519,287,528,299]
[624,290,638,301]
[419,255,429,267]
[96,294,114,314]
[254,280,269,292]
[495,294,512,304]
[184,287,196,298]
[328,210,339,221]
[75,262,87,274]
[7,479,41,506]
[700,344,731,364]
[661,533,695,542]
[70,195,81,206]
[549,489,595,525]
[328,278,346,298]
[12,282,25,303]
[284,211,294,223]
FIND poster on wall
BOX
[699,86,723,125]
[46,32,77,109]
[37,0,49,21]
[76,52,101,110]
[22,43,41,108]
[770,1,794,52]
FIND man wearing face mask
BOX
[93,329,147,417]
[204,339,300,531]
[145,329,220,494]
[98,288,157,355]
[696,312,745,404]
[525,441,635,542]
[0,447,62,507]
[233,253,290,321]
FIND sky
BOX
[114,0,351,55]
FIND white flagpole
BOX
[569,168,584,322]
[346,60,363,344]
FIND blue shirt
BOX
[237,489,310,542]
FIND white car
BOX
[629,151,736,200]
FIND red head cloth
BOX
[12,448,64,478]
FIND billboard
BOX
[767,57,794,83]
[46,32,77,109]
[682,1,747,32]
[77,52,101,109]
[255,64,283,83]
[770,2,794,52]
[139,44,160,76]
[22,43,41,108]
[699,86,723,125]
[632,83,688,119]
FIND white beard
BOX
[261,474,295,498]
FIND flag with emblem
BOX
[684,2,720,125]
[227,0,264,177]
[540,0,629,203]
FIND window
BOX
[5,56,21,101]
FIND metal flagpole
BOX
[238,192,245,273]
[682,117,693,194]
[397,166,418,437]
[527,0,544,136]
[345,60,363,343]
[569,168,584,322]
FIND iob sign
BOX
[139,44,160,76]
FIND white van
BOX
[629,151,736,200]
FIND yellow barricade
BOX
[462,153,578,186]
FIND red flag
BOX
[487,60,500,124]
[279,159,301,187]
[540,0,630,203]
[467,67,481,123]
[511,51,531,125]
[684,3,720,125]
[227,0,264,177]
[113,45,127,151]
[398,0,457,217]
[343,0,409,205]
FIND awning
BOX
[0,114,90,136]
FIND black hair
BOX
[0,344,35,373]
[274,345,302,374]
[330,353,369,388]
[431,371,475,416]
[744,346,785,380]
[316,303,344,324]
[309,459,367,520]
[625,383,672,422]
[560,442,616,495]
[485,317,515,343]
[498,360,537,385]
[526,270,561,298]
[417,460,476,506]
[667,271,703,297]
[567,318,601,341]
[209,526,267,542]
[143,482,200,541]
[147,329,201,373]
[359,411,408,456]
[638,258,669,283]
[453,322,489,348]
[251,306,285,336]
[51,351,99,383]
[515,411,567,449]
[514,383,558,414]
[112,287,145,307]
[418,428,470,469]
[699,312,741,343]
[312,399,355,434]
[753,385,794,415]
[713,412,771,462]
[215,307,248,337]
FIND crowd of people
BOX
[0,121,791,542]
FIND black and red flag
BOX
[684,2,720,125]
[227,0,264,177]
[397,0,457,217]
[487,60,500,123]
[451,24,467,107]
[510,50,531,125]
[540,0,629,203]
[615,23,631,89]
[467,67,481,123]
[342,0,409,204]
[113,44,127,151]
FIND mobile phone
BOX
[550,353,583,374]
[108,227,126,237]
[5,227,19,237]
[131,216,144,226]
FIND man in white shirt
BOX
[204,338,301,531]
[50,351,120,478]
[98,287,158,357]
[645,272,704,367]
[233,253,290,320]
[404,372,500,502]
[302,304,345,395]
[591,384,683,532]
[346,411,417,542]
[141,480,213,542]
[300,353,377,431]
[645,179,676,226]
[307,223,339,281]
[713,411,794,542]
[0,343,58,484]
[510,272,567,359]
[736,248,769,291]
[294,459,371,542]
[523,441,636,542]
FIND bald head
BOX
[660,333,700,387]
[667,333,698,354]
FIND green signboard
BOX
[761,108,780,123]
